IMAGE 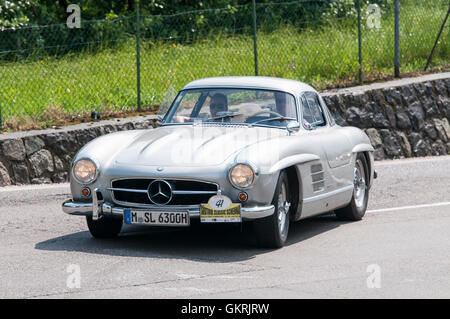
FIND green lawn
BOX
[0,1,448,131]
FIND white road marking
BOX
[367,201,450,213]
[176,273,201,279]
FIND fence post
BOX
[394,0,400,77]
[136,0,141,112]
[0,104,2,130]
[357,0,362,84]
[252,0,258,76]
[424,3,450,71]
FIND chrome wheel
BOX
[353,158,367,210]
[335,153,369,221]
[254,171,291,248]
[277,181,291,239]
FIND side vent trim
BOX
[311,164,324,192]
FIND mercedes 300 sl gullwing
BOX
[62,76,376,248]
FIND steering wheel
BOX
[251,110,284,118]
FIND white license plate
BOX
[124,210,189,226]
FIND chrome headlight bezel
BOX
[228,163,256,190]
[72,158,99,185]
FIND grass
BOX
[0,0,448,132]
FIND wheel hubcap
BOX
[278,182,291,238]
[353,159,366,209]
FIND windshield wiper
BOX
[250,116,296,127]
[205,113,242,122]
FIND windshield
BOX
[163,88,297,127]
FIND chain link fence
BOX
[0,0,448,131]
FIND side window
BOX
[300,95,314,126]
[318,95,336,126]
[302,92,327,128]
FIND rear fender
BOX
[352,144,375,189]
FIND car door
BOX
[302,92,352,168]
[298,92,354,218]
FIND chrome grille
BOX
[109,179,218,206]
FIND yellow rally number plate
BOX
[200,194,241,223]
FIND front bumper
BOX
[62,199,275,221]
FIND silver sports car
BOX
[62,76,375,248]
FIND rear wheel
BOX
[254,171,291,248]
[86,216,123,238]
[335,153,369,221]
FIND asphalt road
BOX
[0,156,449,299]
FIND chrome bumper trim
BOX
[92,188,100,221]
[62,200,275,221]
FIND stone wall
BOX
[321,73,450,160]
[0,73,449,186]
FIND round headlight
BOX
[73,159,98,184]
[229,163,255,189]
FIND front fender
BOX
[70,130,148,201]
[268,153,320,174]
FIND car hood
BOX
[113,124,286,167]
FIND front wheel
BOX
[254,171,291,248]
[86,216,123,238]
[335,153,369,221]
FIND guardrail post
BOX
[394,0,400,77]
[252,0,258,76]
[136,0,141,112]
[357,0,363,83]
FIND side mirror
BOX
[286,121,300,134]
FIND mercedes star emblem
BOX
[147,180,173,205]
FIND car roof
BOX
[181,76,317,96]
